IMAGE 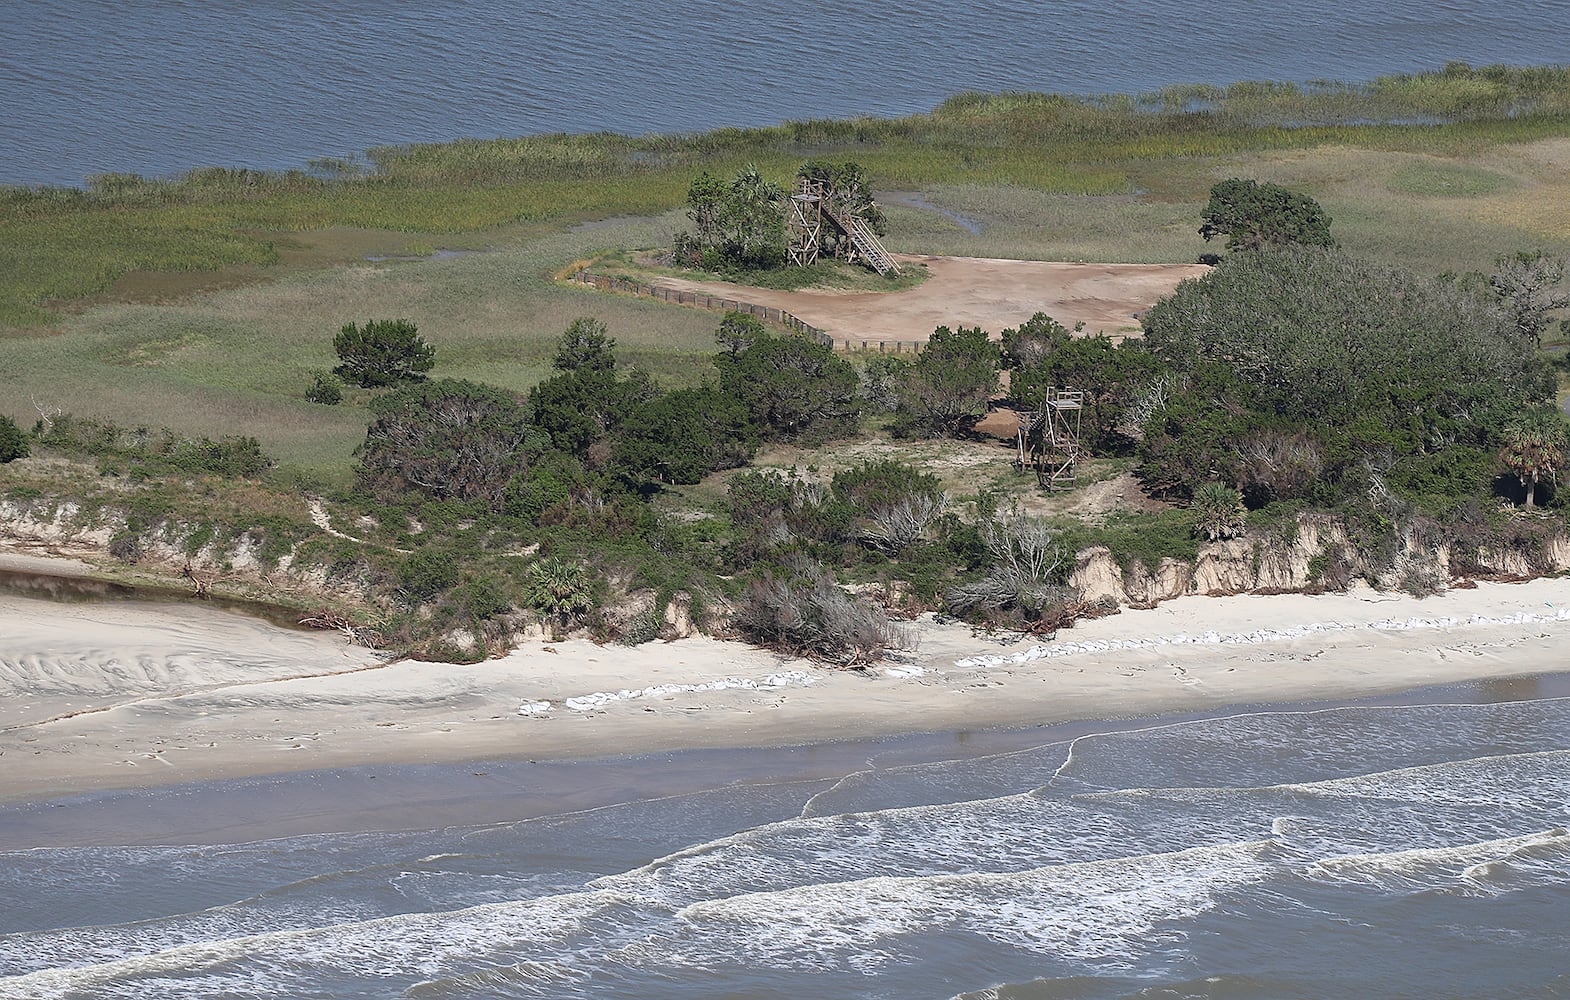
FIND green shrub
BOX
[0,415,27,463]
[306,371,344,405]
[398,549,460,601]
[358,379,534,502]
[452,575,512,620]
[526,556,596,635]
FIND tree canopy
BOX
[714,322,860,442]
[675,165,786,270]
[333,318,436,388]
[1137,245,1553,503]
[356,379,535,502]
[0,414,29,463]
[894,325,1000,436]
[1198,177,1335,252]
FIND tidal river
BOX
[2,0,1566,186]
[1,686,1567,998]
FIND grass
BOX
[589,249,932,294]
[3,65,1569,477]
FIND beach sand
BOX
[6,564,1570,813]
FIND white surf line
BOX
[518,671,818,716]
[955,607,1570,668]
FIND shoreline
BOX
[6,669,1565,852]
[7,558,1570,829]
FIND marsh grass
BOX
[7,64,1570,326]
[5,66,1570,475]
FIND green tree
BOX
[895,325,1001,436]
[1490,251,1569,346]
[1138,246,1553,504]
[685,172,727,248]
[1005,314,1167,452]
[305,370,343,405]
[1199,178,1335,252]
[333,318,436,388]
[676,166,786,269]
[552,316,617,373]
[715,311,765,356]
[1499,409,1569,508]
[0,414,28,463]
[530,320,656,459]
[722,165,787,266]
[615,386,757,485]
[1001,313,1074,370]
[796,159,888,260]
[357,379,535,502]
[715,331,860,442]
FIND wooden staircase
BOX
[820,198,901,277]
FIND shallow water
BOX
[2,683,1567,999]
[3,0,1566,186]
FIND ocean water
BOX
[2,0,1567,187]
[2,690,1567,999]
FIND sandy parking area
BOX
[648,255,1210,347]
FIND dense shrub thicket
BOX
[15,217,1568,657]
[1138,245,1553,504]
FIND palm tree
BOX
[1193,481,1247,541]
[1500,410,1569,508]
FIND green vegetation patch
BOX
[1387,161,1514,197]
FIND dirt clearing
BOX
[647,254,1210,346]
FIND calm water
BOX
[2,0,1567,187]
[1,690,1567,998]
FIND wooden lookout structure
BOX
[787,177,901,277]
[1016,388,1084,489]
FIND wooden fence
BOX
[569,270,922,354]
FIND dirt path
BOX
[647,255,1209,346]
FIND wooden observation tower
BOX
[787,177,901,277]
[1016,388,1084,489]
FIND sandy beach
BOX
[5,564,1570,810]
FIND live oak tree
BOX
[714,328,859,442]
[1138,245,1554,502]
[1199,177,1335,252]
[357,379,534,502]
[1490,250,1570,346]
[0,414,28,463]
[894,325,1001,436]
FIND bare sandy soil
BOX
[648,255,1210,346]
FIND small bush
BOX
[108,531,143,563]
[306,371,344,405]
[0,415,28,463]
[526,556,596,635]
[398,549,460,601]
[734,559,909,664]
[452,575,512,620]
